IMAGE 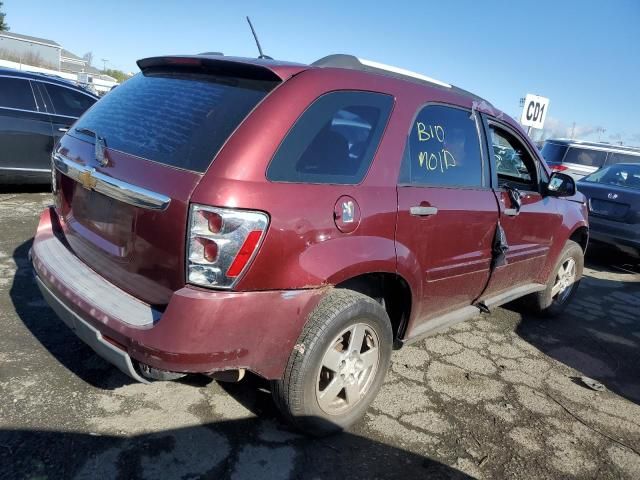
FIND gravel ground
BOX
[0,189,639,479]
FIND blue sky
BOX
[4,0,639,145]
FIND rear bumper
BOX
[588,215,640,252]
[35,275,149,383]
[32,207,326,381]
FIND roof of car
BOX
[311,54,492,106]
[0,67,99,97]
[545,138,640,154]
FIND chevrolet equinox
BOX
[31,53,589,435]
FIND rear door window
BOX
[267,91,393,184]
[71,72,277,173]
[563,147,607,168]
[44,83,96,118]
[0,77,37,110]
[606,152,640,165]
[399,105,484,187]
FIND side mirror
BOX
[546,172,576,197]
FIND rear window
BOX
[71,71,277,172]
[0,77,36,110]
[563,147,607,168]
[266,91,393,184]
[583,164,640,190]
[540,142,567,164]
[607,152,640,165]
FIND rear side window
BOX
[267,91,393,184]
[44,83,96,117]
[607,152,640,165]
[399,105,483,187]
[0,77,36,110]
[563,147,607,168]
[72,72,277,172]
[540,142,567,164]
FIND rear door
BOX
[396,104,498,327]
[480,119,562,296]
[53,63,280,305]
[0,75,53,176]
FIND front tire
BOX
[272,289,392,436]
[526,239,584,317]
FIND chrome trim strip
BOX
[0,73,98,100]
[0,105,79,120]
[0,166,50,172]
[53,153,171,211]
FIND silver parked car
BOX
[540,139,640,181]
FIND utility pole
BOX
[101,58,108,71]
[570,122,576,139]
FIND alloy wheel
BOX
[551,257,577,303]
[316,322,380,415]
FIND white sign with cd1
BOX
[520,94,550,130]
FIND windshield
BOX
[71,71,277,172]
[582,164,640,190]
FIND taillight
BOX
[187,204,269,289]
[550,164,568,172]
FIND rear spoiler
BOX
[137,55,305,82]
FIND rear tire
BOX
[272,289,392,436]
[525,239,583,317]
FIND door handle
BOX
[58,127,69,133]
[410,206,438,216]
[504,208,518,216]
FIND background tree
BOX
[101,68,130,83]
[82,51,93,66]
[0,2,9,31]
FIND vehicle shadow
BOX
[513,246,640,405]
[0,183,50,194]
[9,239,133,390]
[0,418,472,479]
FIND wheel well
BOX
[569,226,589,252]
[335,273,411,345]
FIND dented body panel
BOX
[33,207,326,379]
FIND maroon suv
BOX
[31,54,588,435]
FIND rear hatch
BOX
[578,182,640,224]
[52,56,287,306]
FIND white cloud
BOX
[540,117,605,142]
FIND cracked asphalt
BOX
[1,188,639,479]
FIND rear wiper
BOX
[74,127,97,137]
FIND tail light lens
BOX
[550,164,568,172]
[187,204,269,289]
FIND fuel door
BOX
[333,195,361,233]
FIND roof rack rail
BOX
[312,54,491,106]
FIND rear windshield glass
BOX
[583,164,640,190]
[540,142,567,164]
[563,147,607,167]
[71,71,277,172]
[607,152,640,165]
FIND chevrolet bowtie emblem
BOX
[78,170,97,190]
